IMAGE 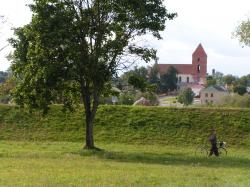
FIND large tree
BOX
[233,18,250,46]
[9,0,176,149]
[160,66,178,93]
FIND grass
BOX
[0,141,250,187]
[1,105,250,147]
[161,96,177,102]
[1,105,250,186]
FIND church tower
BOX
[192,43,207,84]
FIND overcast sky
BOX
[0,0,250,76]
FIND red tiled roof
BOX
[157,64,193,75]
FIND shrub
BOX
[220,94,250,108]
[119,91,135,105]
[135,92,159,106]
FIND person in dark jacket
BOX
[209,129,219,156]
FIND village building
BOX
[157,43,207,96]
[200,85,229,104]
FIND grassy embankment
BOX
[0,104,250,147]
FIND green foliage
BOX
[9,0,176,148]
[177,88,195,106]
[233,18,250,46]
[233,84,247,95]
[212,71,224,85]
[0,76,16,103]
[220,94,250,108]
[1,105,250,147]
[128,75,147,92]
[148,63,160,86]
[118,92,135,105]
[223,74,236,85]
[120,66,148,87]
[160,66,178,92]
[9,0,176,112]
[135,91,159,105]
[206,75,217,87]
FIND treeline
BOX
[207,72,250,95]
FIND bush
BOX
[177,88,195,106]
[220,94,250,108]
[135,91,159,106]
[118,91,135,105]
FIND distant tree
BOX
[160,66,178,92]
[148,62,160,83]
[223,75,236,85]
[206,75,217,87]
[9,0,176,149]
[237,75,249,87]
[212,71,224,85]
[233,18,250,47]
[148,62,160,92]
[128,74,147,92]
[177,87,195,106]
[120,66,148,89]
[233,85,247,96]
[0,76,16,103]
[131,66,148,81]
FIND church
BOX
[157,44,207,95]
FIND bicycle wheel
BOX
[195,145,208,156]
[218,147,227,156]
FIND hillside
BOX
[0,105,250,147]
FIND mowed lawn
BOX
[0,141,250,187]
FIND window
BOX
[187,77,189,83]
[198,58,200,62]
[211,93,214,97]
[205,93,208,97]
[205,99,208,103]
[179,76,182,82]
[197,65,201,73]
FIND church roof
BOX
[157,64,193,75]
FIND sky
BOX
[0,0,250,76]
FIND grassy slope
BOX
[0,105,250,147]
[0,141,250,187]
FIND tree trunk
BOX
[84,112,95,149]
[82,88,99,150]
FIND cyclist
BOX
[209,128,219,156]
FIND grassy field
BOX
[1,105,250,186]
[0,141,250,187]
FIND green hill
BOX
[0,105,250,147]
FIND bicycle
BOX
[195,141,227,156]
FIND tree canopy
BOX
[160,66,178,92]
[177,87,195,106]
[9,0,176,149]
[234,18,250,47]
